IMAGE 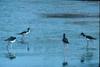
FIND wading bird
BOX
[5,36,16,52]
[80,32,96,49]
[4,36,16,59]
[17,27,30,39]
[80,32,96,63]
[17,27,30,51]
[62,33,69,66]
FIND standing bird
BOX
[62,33,69,66]
[80,32,96,40]
[80,32,96,49]
[62,33,69,44]
[17,27,30,43]
[17,27,30,51]
[18,27,30,36]
[5,36,16,52]
[4,36,16,59]
[80,32,96,63]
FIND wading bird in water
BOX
[62,33,69,66]
[80,32,96,49]
[80,32,96,63]
[4,36,16,59]
[17,27,30,51]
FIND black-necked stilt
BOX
[5,36,16,59]
[62,33,69,44]
[18,27,30,36]
[17,27,30,42]
[80,32,96,49]
[17,27,30,51]
[62,33,69,66]
[5,36,16,52]
[80,32,96,63]
[5,36,16,42]
[80,32,96,40]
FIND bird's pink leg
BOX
[86,39,89,51]
[7,42,10,53]
[21,35,25,43]
[63,43,67,62]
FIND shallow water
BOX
[0,0,99,67]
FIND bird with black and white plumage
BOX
[17,27,30,36]
[62,33,69,44]
[80,32,96,49]
[80,32,96,40]
[4,36,16,51]
[80,32,96,63]
[4,36,16,59]
[5,36,16,43]
[17,27,30,42]
[17,27,30,51]
[62,33,69,66]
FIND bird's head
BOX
[80,32,85,37]
[27,27,30,31]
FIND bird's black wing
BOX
[86,35,96,40]
[17,31,27,35]
[5,37,16,41]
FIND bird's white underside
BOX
[25,30,30,35]
[10,39,16,43]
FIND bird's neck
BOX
[63,35,66,39]
[82,34,85,37]
[27,29,30,32]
